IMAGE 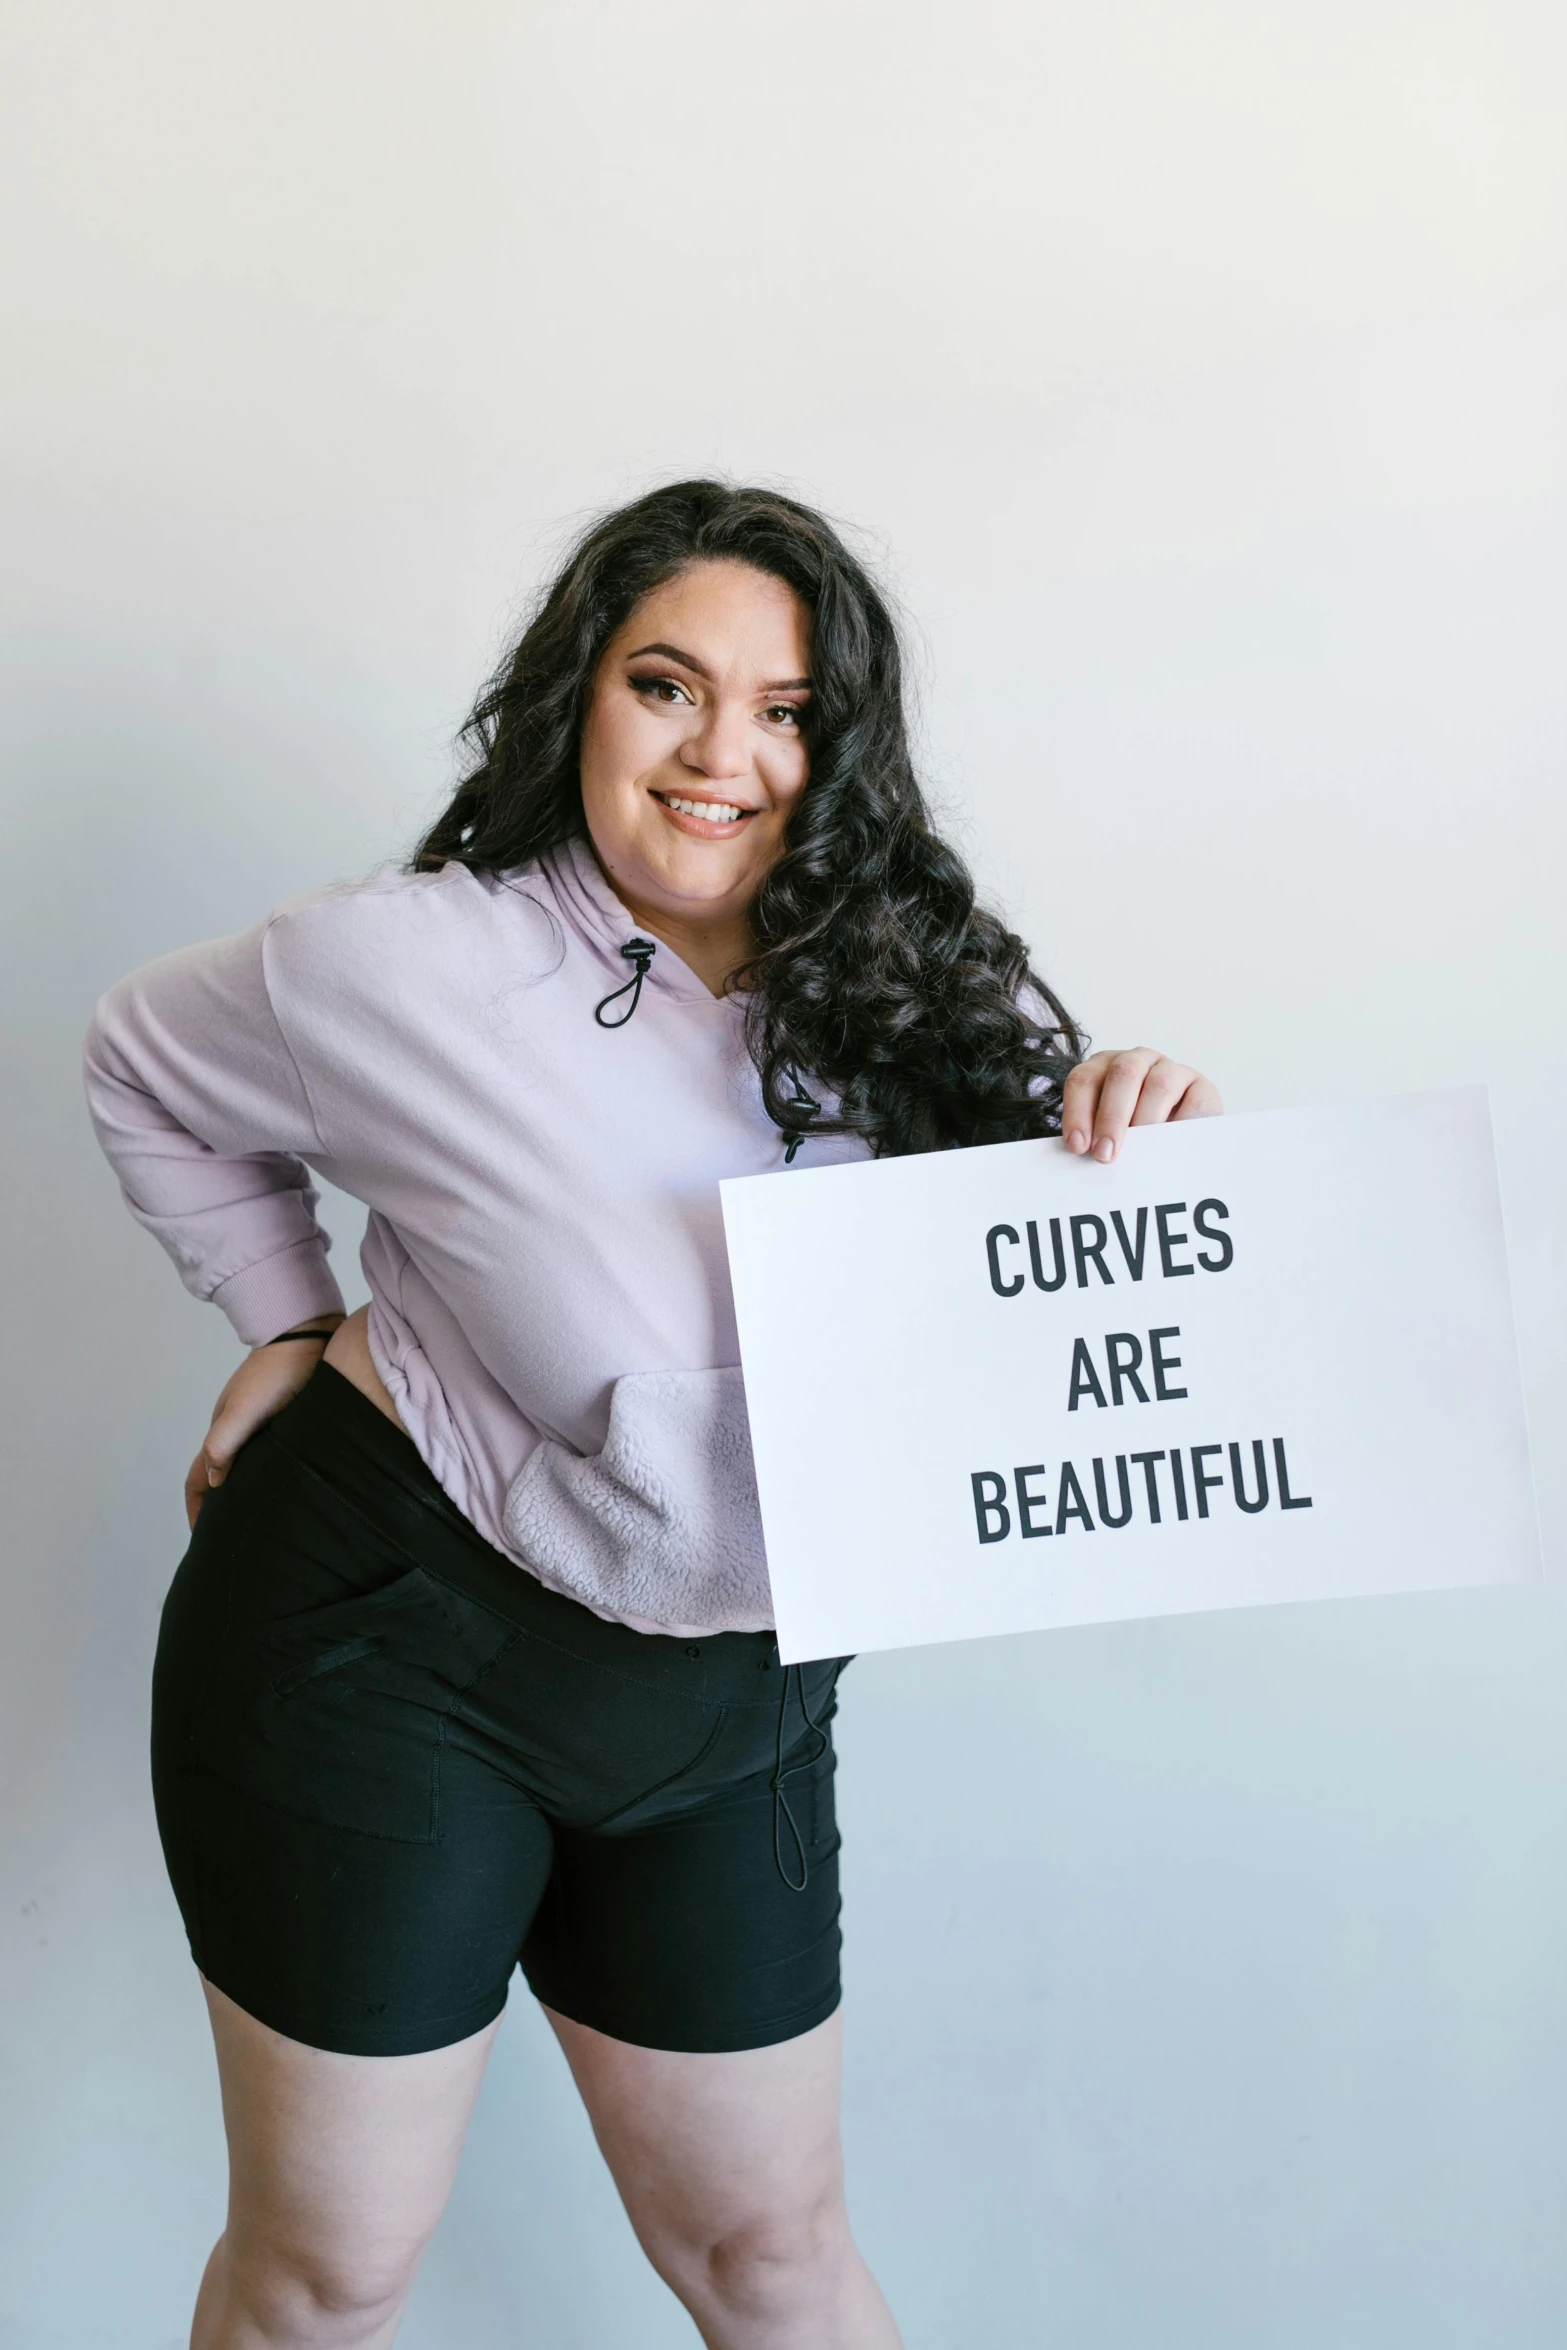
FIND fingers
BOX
[1127,1057,1202,1125]
[201,1376,280,1488]
[202,1406,244,1486]
[1063,1050,1221,1161]
[1064,1049,1159,1161]
[182,1339,328,1519]
[1170,1072,1223,1119]
[1061,1058,1110,1156]
[185,1418,240,1530]
[185,1401,246,1528]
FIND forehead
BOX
[613,560,811,679]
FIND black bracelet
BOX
[259,1328,337,1346]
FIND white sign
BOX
[721,1089,1539,1663]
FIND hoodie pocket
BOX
[501,1367,774,1632]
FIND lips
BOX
[653,792,755,830]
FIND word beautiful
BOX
[971,1195,1312,1546]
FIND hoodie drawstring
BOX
[594,943,817,1166]
[781,1076,820,1165]
[594,936,658,1028]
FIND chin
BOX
[659,858,755,907]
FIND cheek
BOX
[580,694,661,819]
[762,735,811,814]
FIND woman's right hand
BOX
[184,1319,342,1529]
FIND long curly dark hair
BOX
[415,480,1083,1157]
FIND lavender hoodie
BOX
[84,840,869,1636]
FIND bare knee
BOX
[203,2227,423,2348]
[666,2191,857,2329]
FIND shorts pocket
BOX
[196,1567,513,1845]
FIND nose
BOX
[679,698,751,783]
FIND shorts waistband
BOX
[268,1365,796,1705]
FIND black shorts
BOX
[151,1366,847,2058]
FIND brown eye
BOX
[766,704,803,728]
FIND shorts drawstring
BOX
[771,1657,834,1894]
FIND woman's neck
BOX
[591,858,754,998]
[633,913,752,998]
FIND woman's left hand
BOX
[1062,1049,1222,1164]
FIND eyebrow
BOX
[625,641,811,694]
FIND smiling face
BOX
[578,560,812,981]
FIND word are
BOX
[986,1198,1233,1298]
[970,1437,1312,1543]
[1068,1326,1185,1409]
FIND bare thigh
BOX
[547,2006,901,2349]
[197,1979,499,2347]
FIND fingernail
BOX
[207,1465,220,1486]
[1066,1129,1086,1153]
[1095,1137,1116,1162]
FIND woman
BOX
[86,480,1220,2350]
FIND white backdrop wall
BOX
[3,4,1565,2344]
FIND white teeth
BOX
[663,796,744,823]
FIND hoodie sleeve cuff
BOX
[211,1241,347,1349]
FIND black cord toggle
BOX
[781,1076,821,1165]
[594,936,658,1028]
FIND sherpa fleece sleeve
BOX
[83,918,347,1345]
